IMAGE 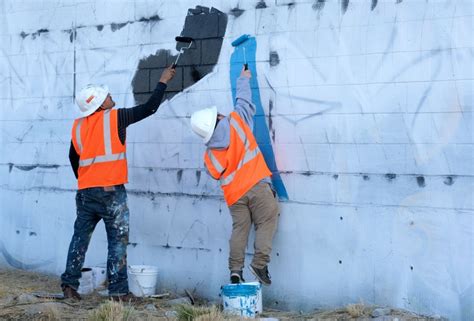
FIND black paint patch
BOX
[20,32,29,39]
[371,0,378,10]
[177,169,183,182]
[195,170,201,185]
[31,29,49,40]
[11,164,60,171]
[8,163,13,173]
[385,173,396,181]
[128,242,138,247]
[333,174,339,180]
[188,5,208,15]
[416,176,425,188]
[287,2,296,8]
[66,29,77,43]
[111,22,128,32]
[29,232,37,236]
[132,6,227,103]
[313,0,326,11]
[15,165,39,171]
[256,1,267,9]
[162,243,210,252]
[190,66,202,82]
[363,175,370,181]
[302,171,312,176]
[96,25,104,31]
[443,176,455,186]
[269,100,275,142]
[269,51,280,66]
[138,15,161,23]
[341,0,349,14]
[229,7,245,18]
[396,0,403,3]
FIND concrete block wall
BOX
[0,1,472,320]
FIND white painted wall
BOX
[0,1,472,320]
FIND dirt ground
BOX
[0,268,444,321]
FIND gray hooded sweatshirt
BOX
[206,76,272,187]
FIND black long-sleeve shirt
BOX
[69,82,167,178]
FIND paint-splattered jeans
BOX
[61,185,130,296]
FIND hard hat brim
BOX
[202,106,218,143]
[79,106,99,118]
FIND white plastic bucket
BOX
[245,282,262,313]
[128,265,159,297]
[221,282,262,318]
[91,266,107,289]
[78,268,94,295]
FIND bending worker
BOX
[60,66,176,300]
[190,67,279,285]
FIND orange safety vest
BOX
[71,109,128,190]
[204,112,271,206]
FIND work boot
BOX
[230,271,245,284]
[109,292,142,303]
[249,265,271,285]
[62,285,81,300]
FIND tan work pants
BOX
[228,182,279,271]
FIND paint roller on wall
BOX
[172,36,195,69]
[231,34,250,70]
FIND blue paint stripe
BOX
[230,36,289,201]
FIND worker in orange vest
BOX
[60,66,175,301]
[190,67,279,285]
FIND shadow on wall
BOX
[132,6,227,103]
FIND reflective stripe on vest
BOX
[76,118,84,153]
[207,150,224,174]
[79,152,126,167]
[206,116,262,187]
[103,110,112,155]
[76,109,126,167]
[220,147,260,186]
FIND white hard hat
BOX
[75,84,109,117]
[190,106,218,143]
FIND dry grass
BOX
[175,304,229,321]
[42,303,61,321]
[345,303,372,318]
[88,300,137,321]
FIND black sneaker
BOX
[230,271,245,284]
[249,265,271,285]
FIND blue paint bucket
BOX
[221,282,262,318]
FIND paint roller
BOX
[231,34,250,70]
[172,36,194,69]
